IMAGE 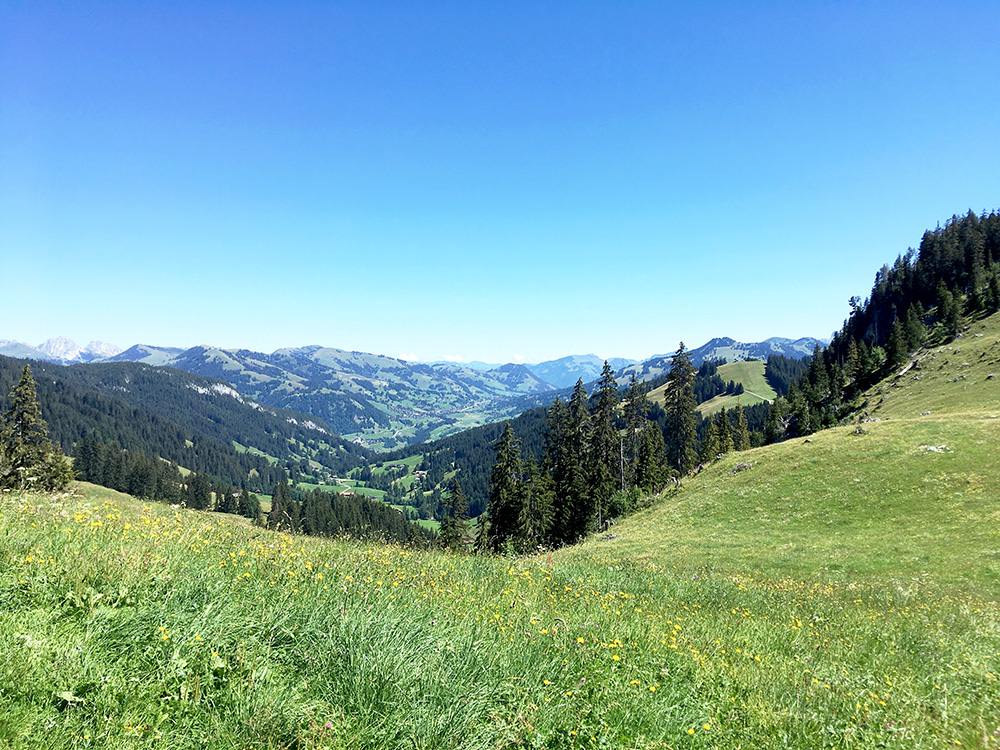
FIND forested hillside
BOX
[0,356,372,492]
[768,210,1000,440]
[115,344,556,450]
[415,208,1000,547]
[351,357,784,519]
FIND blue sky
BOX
[2,1,998,364]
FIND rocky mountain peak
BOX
[38,337,81,361]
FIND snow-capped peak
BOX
[37,337,81,361]
[83,340,122,358]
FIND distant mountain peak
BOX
[38,337,81,361]
[0,336,124,364]
[83,340,122,357]
[700,336,738,347]
[491,362,531,374]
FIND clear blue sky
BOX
[2,1,998,364]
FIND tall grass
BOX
[3,473,999,749]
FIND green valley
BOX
[2,208,1000,748]
[3,320,999,746]
[119,345,557,451]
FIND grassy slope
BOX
[572,414,1000,596]
[3,319,1000,749]
[696,361,777,416]
[648,360,778,416]
[863,314,1000,421]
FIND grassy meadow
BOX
[3,322,1000,748]
[647,360,776,417]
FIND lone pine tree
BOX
[0,364,73,491]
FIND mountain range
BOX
[2,335,823,450]
[618,336,826,385]
[0,337,123,363]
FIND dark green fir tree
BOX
[186,472,213,511]
[663,342,698,475]
[486,423,524,552]
[439,478,470,553]
[0,364,73,491]
[589,362,619,530]
[733,404,751,451]
[268,479,298,531]
[636,422,668,492]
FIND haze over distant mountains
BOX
[2,336,822,379]
[1,335,824,450]
[0,337,123,364]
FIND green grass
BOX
[5,416,1000,750]
[647,360,777,416]
[292,479,386,503]
[695,389,769,416]
[575,415,1000,597]
[231,441,280,465]
[3,318,1000,748]
[292,480,333,493]
[718,360,777,399]
[862,314,1000,421]
[381,455,424,470]
[398,474,422,490]
[697,361,777,416]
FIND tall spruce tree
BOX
[787,383,812,437]
[473,512,491,554]
[439,478,470,553]
[636,422,668,492]
[988,274,1000,312]
[622,374,648,488]
[237,487,260,521]
[885,316,908,370]
[905,303,927,351]
[186,472,213,511]
[519,459,554,551]
[717,407,734,454]
[937,282,960,338]
[216,482,238,514]
[486,424,524,552]
[562,380,595,542]
[700,417,721,463]
[663,342,698,475]
[268,479,298,530]
[0,364,74,491]
[589,362,620,530]
[733,404,751,451]
[844,337,860,386]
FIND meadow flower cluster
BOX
[2,483,999,748]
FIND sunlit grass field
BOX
[3,458,999,749]
[647,360,776,417]
[2,318,1000,748]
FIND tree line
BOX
[1,362,429,546]
[267,479,435,546]
[72,434,262,519]
[0,354,372,494]
[466,348,706,554]
[767,209,1000,441]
